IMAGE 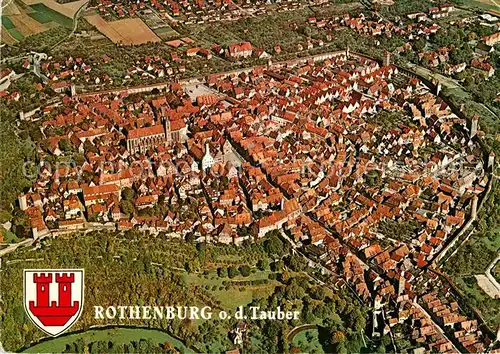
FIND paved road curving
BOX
[51,0,89,50]
[287,324,318,342]
[0,238,34,257]
[485,254,500,293]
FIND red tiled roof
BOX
[170,119,186,131]
[128,124,165,139]
[229,42,252,54]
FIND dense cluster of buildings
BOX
[20,49,491,246]
[308,12,440,43]
[308,10,498,81]
[15,50,495,351]
[39,55,114,86]
[91,0,323,25]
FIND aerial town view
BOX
[0,0,499,352]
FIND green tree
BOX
[228,266,239,278]
[346,307,366,333]
[287,254,306,272]
[217,267,228,278]
[239,265,251,277]
[257,258,269,271]
[122,187,135,201]
[185,233,195,243]
[271,260,284,271]
[84,139,98,153]
[263,233,287,257]
[475,81,497,104]
[119,200,135,216]
[285,282,306,300]
[413,37,426,52]
[311,286,327,300]
[333,340,348,354]
[59,138,72,152]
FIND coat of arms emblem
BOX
[24,269,84,336]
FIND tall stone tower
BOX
[431,79,441,96]
[470,114,479,138]
[165,118,171,143]
[18,194,28,211]
[488,151,495,172]
[202,143,214,171]
[471,195,478,219]
[383,51,391,66]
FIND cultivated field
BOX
[1,0,72,43]
[3,0,22,16]
[20,0,87,18]
[85,14,161,45]
[1,27,18,44]
[11,11,58,34]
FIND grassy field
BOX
[445,85,500,122]
[8,28,24,40]
[183,270,278,310]
[2,16,16,29]
[1,26,19,44]
[291,328,325,353]
[182,270,283,353]
[410,64,461,89]
[21,0,87,18]
[23,327,194,353]
[153,26,179,39]
[1,227,20,243]
[452,276,500,329]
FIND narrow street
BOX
[412,301,461,353]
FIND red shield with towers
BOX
[24,269,84,337]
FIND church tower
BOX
[202,143,214,171]
[383,51,391,66]
[165,118,171,143]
